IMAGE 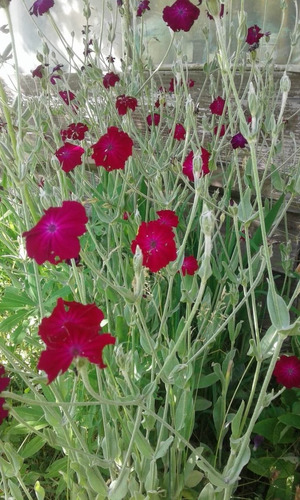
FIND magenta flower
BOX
[183,148,210,182]
[246,25,264,45]
[163,0,200,32]
[173,123,186,141]
[214,124,226,137]
[181,256,198,275]
[157,210,179,228]
[31,64,44,78]
[55,143,85,172]
[60,123,89,142]
[273,355,300,389]
[29,0,54,16]
[115,95,138,115]
[137,0,150,16]
[0,365,9,425]
[50,74,61,85]
[103,72,120,89]
[38,298,105,342]
[37,300,115,384]
[91,126,133,171]
[131,220,177,272]
[23,201,88,265]
[231,132,248,149]
[59,90,76,105]
[209,96,225,116]
[146,113,160,127]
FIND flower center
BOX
[47,222,58,233]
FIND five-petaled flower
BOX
[29,0,54,16]
[273,355,300,389]
[173,123,186,141]
[0,365,9,425]
[246,25,264,46]
[23,201,88,265]
[60,123,89,142]
[116,95,138,115]
[183,148,210,182]
[210,96,225,116]
[157,210,179,228]
[146,113,160,127]
[163,0,200,32]
[131,220,177,272]
[37,299,116,383]
[181,255,198,275]
[55,143,85,173]
[103,72,120,89]
[137,0,150,16]
[91,126,133,171]
[231,132,248,149]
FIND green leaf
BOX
[108,467,130,500]
[0,287,35,311]
[45,457,68,478]
[8,480,23,500]
[250,193,285,253]
[253,417,278,442]
[197,372,220,389]
[153,436,174,460]
[175,390,193,431]
[195,397,212,412]
[278,413,300,430]
[19,436,46,459]
[127,422,153,460]
[267,286,290,330]
[0,309,31,332]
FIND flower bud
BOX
[201,204,215,237]
[248,82,258,117]
[206,0,220,18]
[280,72,291,94]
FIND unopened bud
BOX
[248,82,258,117]
[201,204,215,237]
[280,72,291,94]
[206,0,220,18]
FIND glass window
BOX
[138,0,300,69]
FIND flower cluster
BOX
[131,210,178,272]
[0,365,9,425]
[37,299,116,383]
[23,201,88,265]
